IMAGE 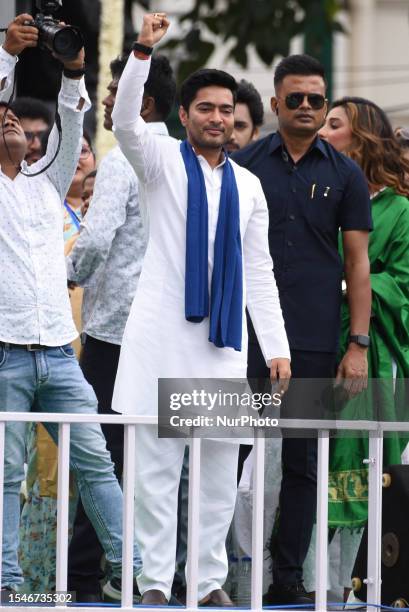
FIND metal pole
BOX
[185,437,201,608]
[366,432,383,611]
[121,424,137,607]
[303,0,334,101]
[0,422,5,590]
[315,430,329,611]
[55,422,71,594]
[251,431,265,611]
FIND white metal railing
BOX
[0,412,407,611]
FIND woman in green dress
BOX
[307,98,409,599]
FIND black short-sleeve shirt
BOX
[232,132,372,352]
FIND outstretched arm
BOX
[36,46,90,199]
[0,14,38,98]
[112,13,170,184]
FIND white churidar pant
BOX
[134,426,239,600]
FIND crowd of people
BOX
[0,8,408,608]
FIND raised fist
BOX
[137,13,170,48]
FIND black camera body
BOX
[29,0,83,61]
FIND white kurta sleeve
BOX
[0,46,17,100]
[112,54,164,185]
[42,76,90,200]
[66,149,132,285]
[243,180,291,366]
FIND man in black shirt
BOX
[232,55,372,605]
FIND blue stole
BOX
[180,140,243,351]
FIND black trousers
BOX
[247,339,336,586]
[67,335,122,595]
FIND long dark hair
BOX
[331,96,409,195]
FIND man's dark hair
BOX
[274,54,326,90]
[10,97,53,126]
[83,129,94,152]
[109,53,176,120]
[82,169,97,187]
[144,55,176,120]
[180,69,238,112]
[110,54,128,80]
[236,79,264,127]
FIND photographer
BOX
[0,14,139,601]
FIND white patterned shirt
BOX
[0,46,90,346]
[67,124,168,345]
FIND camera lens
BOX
[53,27,83,59]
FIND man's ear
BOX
[140,95,155,119]
[251,126,260,142]
[271,96,279,115]
[179,105,188,127]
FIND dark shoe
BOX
[141,589,168,605]
[263,583,314,607]
[172,584,186,605]
[1,587,16,605]
[199,589,234,607]
[102,576,141,603]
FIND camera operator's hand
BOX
[137,13,170,48]
[59,46,85,74]
[3,14,38,56]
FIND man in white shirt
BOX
[0,14,138,600]
[66,53,176,603]
[112,13,291,606]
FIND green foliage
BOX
[155,0,345,81]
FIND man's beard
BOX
[194,131,229,150]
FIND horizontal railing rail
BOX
[0,412,404,611]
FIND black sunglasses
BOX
[285,92,327,111]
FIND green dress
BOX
[328,187,409,528]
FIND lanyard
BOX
[64,200,81,231]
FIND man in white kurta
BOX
[111,13,291,606]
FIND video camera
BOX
[28,0,83,61]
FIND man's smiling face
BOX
[179,85,235,152]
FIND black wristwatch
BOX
[349,334,370,348]
[63,65,86,78]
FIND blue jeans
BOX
[0,343,142,588]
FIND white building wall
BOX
[0,2,16,47]
[334,0,409,125]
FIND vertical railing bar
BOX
[315,430,329,612]
[251,430,265,611]
[0,421,5,590]
[0,413,392,612]
[55,422,71,596]
[185,436,201,608]
[122,424,136,608]
[366,432,383,612]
